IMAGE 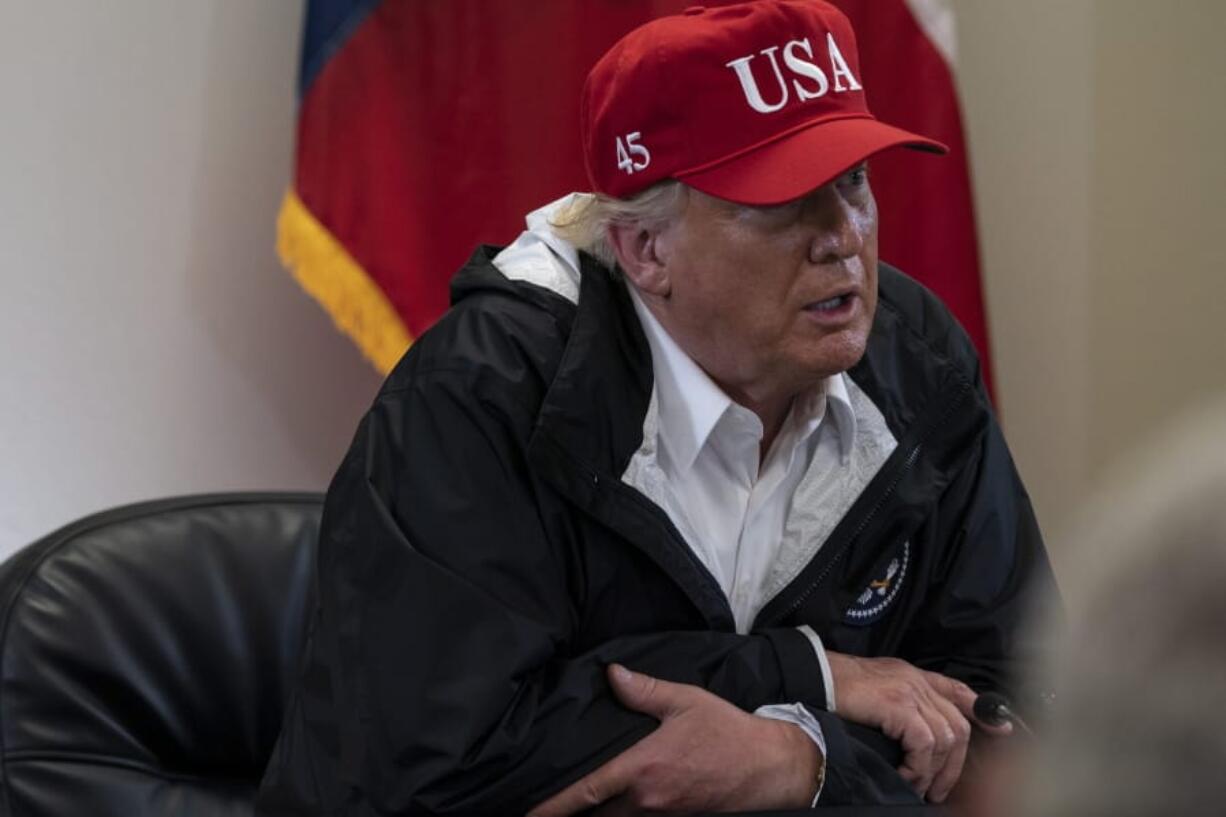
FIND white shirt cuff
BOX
[797,624,837,712]
[754,702,827,806]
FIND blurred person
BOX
[1016,397,1226,817]
[258,3,1056,814]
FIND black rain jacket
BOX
[257,248,1056,815]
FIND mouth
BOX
[802,291,858,324]
[809,293,852,311]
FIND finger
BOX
[912,693,957,799]
[924,671,977,715]
[527,752,637,817]
[890,707,937,798]
[924,672,1014,737]
[921,692,958,780]
[606,664,692,720]
[928,725,969,804]
[925,694,971,803]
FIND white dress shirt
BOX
[627,289,848,712]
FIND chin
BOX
[808,331,869,377]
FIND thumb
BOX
[606,664,686,720]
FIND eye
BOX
[839,163,871,191]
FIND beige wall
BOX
[952,0,1226,567]
[1087,2,1226,475]
[0,2,381,559]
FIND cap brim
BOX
[676,116,947,205]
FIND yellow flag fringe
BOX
[277,189,412,375]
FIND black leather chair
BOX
[0,493,323,817]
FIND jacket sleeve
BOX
[897,400,1060,712]
[257,370,827,816]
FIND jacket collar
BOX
[530,250,655,480]
[489,194,657,479]
[524,252,736,627]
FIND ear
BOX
[607,222,670,298]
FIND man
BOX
[258,2,1055,814]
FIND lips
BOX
[802,289,858,324]
[809,293,851,311]
[804,287,857,311]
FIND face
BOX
[645,165,879,408]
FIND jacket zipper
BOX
[757,379,974,628]
[540,432,737,629]
[615,474,738,629]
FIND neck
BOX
[717,381,794,465]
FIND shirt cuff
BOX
[797,624,837,713]
[754,702,827,806]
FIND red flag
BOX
[281,0,992,397]
[832,0,993,396]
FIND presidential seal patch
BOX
[844,541,910,625]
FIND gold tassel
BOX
[276,188,412,375]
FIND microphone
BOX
[973,691,1034,735]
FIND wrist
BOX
[771,719,825,807]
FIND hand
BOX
[826,652,1012,803]
[527,664,822,816]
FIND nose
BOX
[805,184,866,265]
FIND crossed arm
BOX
[530,654,1010,816]
[261,371,1039,815]
[263,381,851,814]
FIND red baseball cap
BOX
[581,0,947,205]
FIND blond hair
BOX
[549,182,687,269]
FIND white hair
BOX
[549,181,687,269]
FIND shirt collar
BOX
[628,287,732,473]
[628,286,858,472]
[822,369,857,465]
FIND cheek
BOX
[853,202,878,241]
[853,274,879,356]
[685,254,786,329]
[852,193,880,266]
[858,219,880,320]
[858,208,877,258]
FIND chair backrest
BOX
[0,493,323,817]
